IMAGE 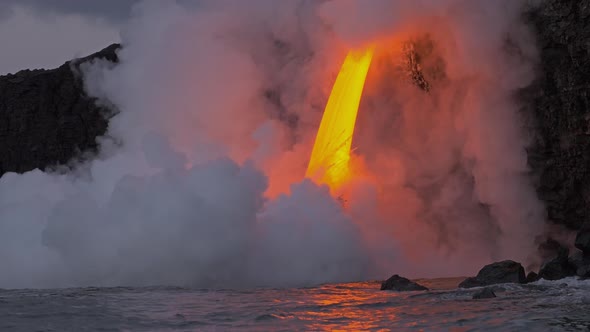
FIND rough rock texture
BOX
[525,1,590,231]
[380,275,429,291]
[0,44,120,177]
[472,288,496,300]
[459,261,526,288]
[538,246,576,280]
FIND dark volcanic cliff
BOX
[526,1,590,230]
[0,44,120,176]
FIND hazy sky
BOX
[0,1,139,75]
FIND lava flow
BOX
[306,47,374,191]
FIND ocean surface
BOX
[1,277,590,331]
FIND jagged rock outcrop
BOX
[381,275,429,291]
[0,44,120,177]
[459,261,526,288]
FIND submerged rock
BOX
[575,223,590,254]
[472,288,496,300]
[459,261,526,288]
[380,275,428,291]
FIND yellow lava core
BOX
[306,47,374,190]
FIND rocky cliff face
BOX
[525,1,590,231]
[0,44,120,176]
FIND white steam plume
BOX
[0,0,545,288]
[323,0,546,275]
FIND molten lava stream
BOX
[306,47,374,191]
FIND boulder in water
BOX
[525,271,539,283]
[538,246,576,280]
[458,277,481,288]
[472,288,496,299]
[575,223,590,254]
[380,275,428,291]
[458,260,526,288]
[568,251,590,278]
[538,238,566,262]
[579,266,590,279]
[538,259,575,280]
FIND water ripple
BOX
[0,278,589,331]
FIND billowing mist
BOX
[0,0,547,289]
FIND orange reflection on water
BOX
[298,282,403,331]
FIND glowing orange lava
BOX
[306,47,374,190]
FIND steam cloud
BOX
[0,0,546,288]
[0,0,139,22]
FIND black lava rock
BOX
[538,259,576,280]
[525,271,539,283]
[472,288,496,300]
[575,223,590,254]
[459,260,526,288]
[380,275,428,291]
[568,251,590,278]
[458,277,481,288]
[0,44,120,177]
[538,246,576,280]
[579,266,590,279]
[538,238,568,262]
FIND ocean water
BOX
[1,278,589,331]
